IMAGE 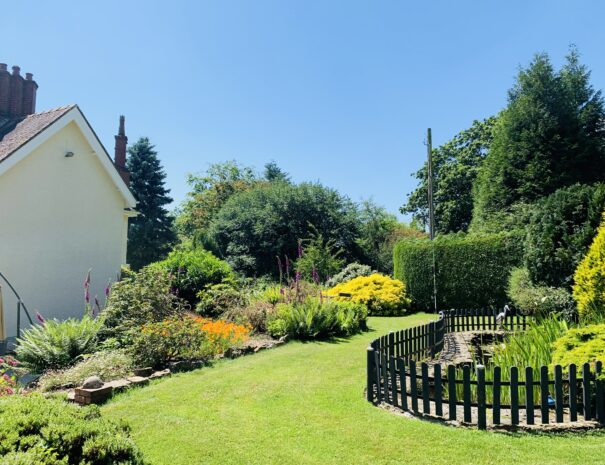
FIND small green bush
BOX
[149,248,234,305]
[196,282,245,317]
[294,232,344,283]
[0,395,145,464]
[100,267,187,344]
[525,183,605,288]
[38,350,134,392]
[326,263,374,287]
[221,300,276,333]
[507,267,576,319]
[15,316,102,372]
[394,232,523,310]
[267,298,367,339]
[573,217,605,322]
[552,324,605,372]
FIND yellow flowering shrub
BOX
[326,274,410,316]
[573,218,605,321]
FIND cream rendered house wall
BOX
[0,120,131,338]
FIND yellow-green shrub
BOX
[326,274,410,316]
[552,324,605,373]
[573,218,605,321]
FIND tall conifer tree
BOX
[127,137,176,269]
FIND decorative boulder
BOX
[82,376,103,389]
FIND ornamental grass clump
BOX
[267,298,367,339]
[15,316,102,373]
[326,274,410,316]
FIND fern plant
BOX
[15,316,102,372]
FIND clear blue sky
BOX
[4,1,605,219]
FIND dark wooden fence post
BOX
[510,366,519,426]
[493,366,501,425]
[596,361,604,424]
[429,322,436,358]
[569,364,577,422]
[410,359,418,413]
[463,365,471,423]
[422,362,430,414]
[390,355,398,408]
[366,346,375,403]
[398,358,407,410]
[583,363,591,421]
[434,364,443,417]
[388,332,395,362]
[477,365,486,430]
[554,364,563,423]
[448,365,456,421]
[525,367,534,425]
[540,365,549,424]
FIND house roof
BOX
[0,105,76,163]
[0,105,136,208]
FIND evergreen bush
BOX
[393,233,523,310]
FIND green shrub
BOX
[221,300,276,333]
[393,233,523,310]
[294,231,344,283]
[507,267,576,319]
[206,182,360,276]
[38,350,133,392]
[196,282,245,317]
[15,316,101,372]
[326,263,374,287]
[130,316,250,368]
[326,274,410,316]
[100,267,187,344]
[149,248,234,305]
[573,217,605,322]
[0,395,145,464]
[267,298,367,339]
[524,183,605,288]
[552,324,605,371]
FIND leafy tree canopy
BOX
[473,48,605,225]
[206,182,360,276]
[401,117,496,234]
[176,161,261,243]
[126,137,176,270]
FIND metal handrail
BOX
[0,271,34,339]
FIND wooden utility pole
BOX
[427,128,437,312]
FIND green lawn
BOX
[103,315,605,465]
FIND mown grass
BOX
[103,314,605,465]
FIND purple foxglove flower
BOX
[85,288,90,304]
[105,281,111,297]
[35,311,45,326]
[94,296,101,316]
[277,256,283,276]
[320,291,324,304]
[84,269,91,288]
[312,266,320,284]
[280,287,285,295]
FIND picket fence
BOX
[366,310,604,429]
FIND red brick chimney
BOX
[114,115,130,185]
[0,63,37,118]
[0,64,10,114]
[8,66,23,116]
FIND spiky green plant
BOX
[15,316,102,372]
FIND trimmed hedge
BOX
[394,233,523,311]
